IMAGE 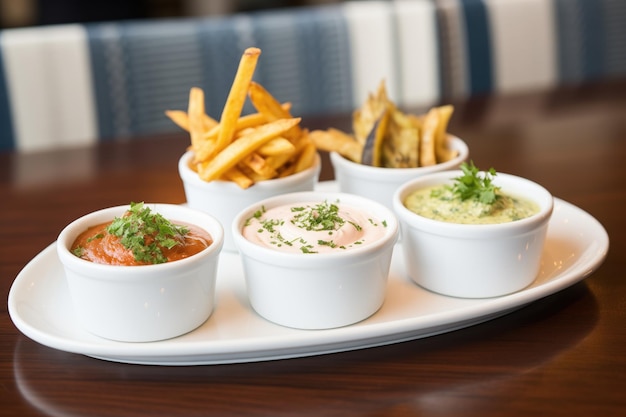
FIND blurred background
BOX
[2,0,624,153]
[0,0,343,27]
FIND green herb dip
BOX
[404,185,539,224]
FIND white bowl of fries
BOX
[179,151,321,252]
[311,82,469,211]
[168,47,323,251]
[232,191,399,329]
[329,135,468,211]
[392,165,553,298]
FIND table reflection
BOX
[13,282,597,416]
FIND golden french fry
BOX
[257,137,296,156]
[214,47,261,156]
[242,152,277,179]
[292,139,317,173]
[205,110,264,141]
[197,118,301,182]
[265,152,293,171]
[165,110,191,131]
[203,114,219,131]
[165,110,217,132]
[188,87,206,151]
[186,156,199,173]
[221,166,254,189]
[248,82,287,119]
[248,81,302,141]
[193,136,218,164]
[203,104,291,143]
[309,129,362,163]
[277,163,296,178]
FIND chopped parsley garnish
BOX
[448,161,500,205]
[87,233,104,242]
[300,245,317,254]
[291,201,353,232]
[245,206,266,227]
[106,202,189,264]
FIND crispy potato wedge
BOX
[309,129,362,163]
[434,105,458,162]
[311,80,456,169]
[419,107,439,166]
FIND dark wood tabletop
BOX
[1,78,625,417]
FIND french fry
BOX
[193,136,218,164]
[265,152,294,171]
[248,82,285,117]
[257,137,296,156]
[221,166,254,189]
[165,110,191,131]
[165,110,218,133]
[242,152,277,179]
[205,111,263,141]
[213,47,261,156]
[309,129,362,163]
[197,118,301,182]
[187,87,206,151]
[249,81,302,141]
[204,104,292,142]
[277,163,296,178]
[293,139,317,174]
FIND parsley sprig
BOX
[106,202,189,264]
[450,161,500,205]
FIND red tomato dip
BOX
[72,222,212,266]
[71,203,213,266]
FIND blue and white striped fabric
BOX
[0,25,98,152]
[436,0,626,99]
[554,0,626,83]
[437,0,557,98]
[344,1,440,110]
[1,0,625,152]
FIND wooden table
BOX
[1,79,625,417]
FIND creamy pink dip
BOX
[242,200,388,254]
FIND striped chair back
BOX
[1,0,625,152]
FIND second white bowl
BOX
[232,191,399,329]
